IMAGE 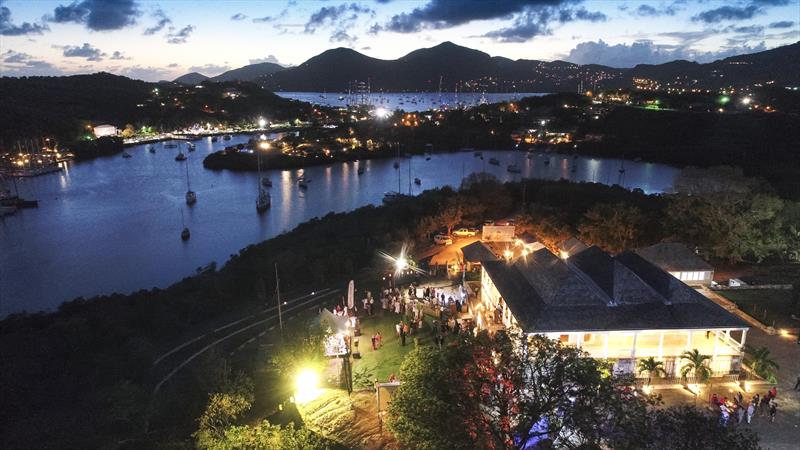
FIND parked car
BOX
[453,227,478,237]
[434,234,453,245]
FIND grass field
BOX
[351,310,438,382]
[720,289,798,329]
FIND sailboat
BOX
[256,150,271,212]
[180,209,190,241]
[175,143,187,161]
[185,162,196,205]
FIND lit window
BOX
[559,334,569,343]
[583,333,592,343]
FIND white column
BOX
[740,329,748,349]
[604,332,610,359]
[686,330,692,350]
[658,331,664,359]
[631,332,638,359]
[576,333,583,350]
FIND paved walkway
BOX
[744,328,800,449]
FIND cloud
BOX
[692,5,761,23]
[564,39,769,67]
[166,24,194,44]
[117,64,172,81]
[249,54,285,65]
[143,8,170,35]
[49,0,141,31]
[109,50,129,60]
[768,20,795,29]
[1,50,62,76]
[167,62,179,68]
[253,8,288,23]
[60,42,105,61]
[305,3,373,33]
[188,63,229,75]
[482,4,606,43]
[1,0,49,35]
[330,29,357,45]
[634,3,676,17]
[231,13,247,21]
[692,0,790,24]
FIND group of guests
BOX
[713,386,778,426]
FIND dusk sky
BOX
[1,0,798,81]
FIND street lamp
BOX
[294,368,321,403]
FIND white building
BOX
[474,245,747,378]
[93,124,118,138]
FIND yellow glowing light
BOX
[642,385,653,395]
[396,257,408,271]
[259,142,270,150]
[294,368,320,403]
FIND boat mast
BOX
[185,157,191,191]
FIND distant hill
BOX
[254,40,800,92]
[170,41,799,92]
[173,72,210,85]
[211,62,285,82]
[173,62,286,85]
[0,73,311,143]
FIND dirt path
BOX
[299,389,400,450]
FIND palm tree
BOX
[680,349,712,383]
[744,345,780,379]
[637,357,666,385]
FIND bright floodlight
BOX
[396,257,408,271]
[259,142,270,150]
[294,368,320,403]
[374,107,390,119]
[258,118,267,128]
[259,134,267,140]
[741,97,752,105]
[540,120,546,126]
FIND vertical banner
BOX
[347,280,355,309]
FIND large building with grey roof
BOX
[475,245,747,377]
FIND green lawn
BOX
[721,289,798,329]
[352,310,438,382]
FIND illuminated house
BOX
[92,124,117,137]
[476,246,747,378]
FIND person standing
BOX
[769,402,777,423]
[747,401,755,424]
[400,324,406,346]
[737,404,745,424]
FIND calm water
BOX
[0,136,679,316]
[276,92,547,111]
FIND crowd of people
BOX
[712,386,778,427]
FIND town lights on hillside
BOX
[740,97,752,105]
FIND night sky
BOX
[1,0,798,80]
